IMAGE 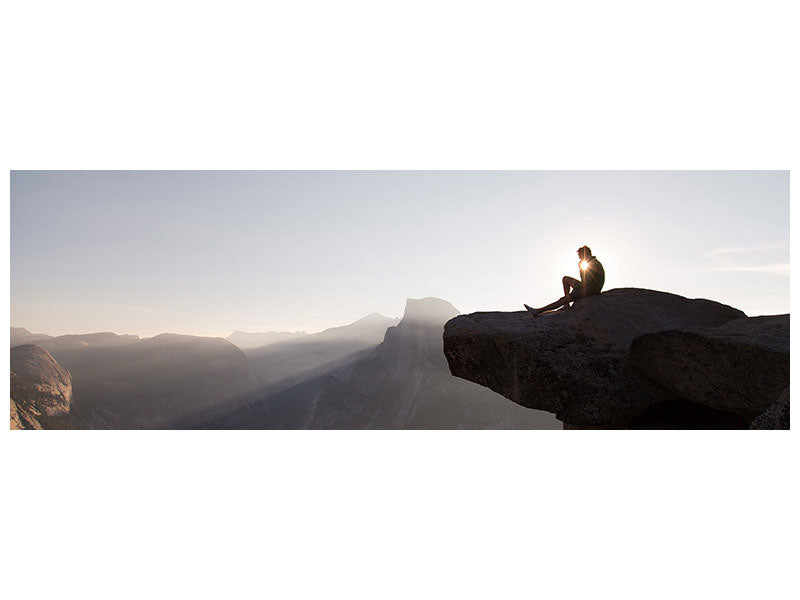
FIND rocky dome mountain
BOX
[443,288,789,429]
[400,297,463,325]
[10,345,73,429]
[197,298,560,429]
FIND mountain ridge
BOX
[195,297,560,429]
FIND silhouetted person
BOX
[525,245,605,316]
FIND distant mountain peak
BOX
[401,297,460,323]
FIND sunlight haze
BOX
[10,171,789,337]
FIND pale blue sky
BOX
[10,171,789,336]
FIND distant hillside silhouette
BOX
[242,313,399,394]
[10,327,53,348]
[226,330,307,350]
[195,298,561,429]
[37,333,251,428]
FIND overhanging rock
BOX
[443,288,760,428]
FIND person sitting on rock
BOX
[525,245,605,316]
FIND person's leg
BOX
[524,276,580,315]
[526,294,572,314]
[541,296,572,312]
[562,276,580,297]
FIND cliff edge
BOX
[443,288,789,429]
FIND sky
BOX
[10,171,789,337]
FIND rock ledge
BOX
[443,288,788,429]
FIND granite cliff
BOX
[443,288,789,429]
[10,344,73,429]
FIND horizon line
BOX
[9,312,404,340]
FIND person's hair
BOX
[578,245,591,256]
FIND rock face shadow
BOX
[627,399,749,429]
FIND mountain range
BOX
[11,298,560,429]
[182,298,559,429]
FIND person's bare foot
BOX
[524,304,539,317]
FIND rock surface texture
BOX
[750,388,790,430]
[443,288,789,429]
[630,315,789,423]
[10,344,73,429]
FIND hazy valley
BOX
[10,298,561,430]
